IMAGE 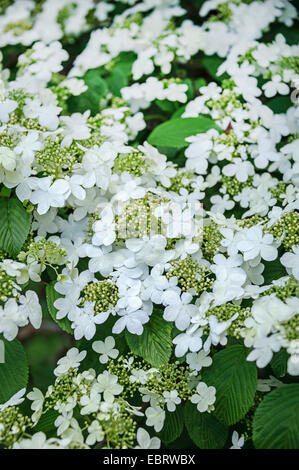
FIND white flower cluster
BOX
[0,346,215,448]
[0,0,297,378]
[0,0,298,453]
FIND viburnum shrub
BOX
[0,0,298,451]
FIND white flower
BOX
[162,390,181,412]
[173,328,203,357]
[27,388,44,423]
[210,194,234,213]
[223,158,255,183]
[18,290,42,329]
[70,301,110,341]
[262,75,289,98]
[23,98,61,130]
[247,335,281,368]
[237,225,278,262]
[186,350,213,372]
[0,298,26,341]
[86,420,104,446]
[92,336,119,364]
[135,428,161,449]
[230,431,244,449]
[281,246,299,281]
[80,387,102,415]
[0,99,17,122]
[0,147,17,178]
[145,406,165,432]
[204,315,238,351]
[96,371,123,402]
[12,432,59,449]
[60,111,91,147]
[287,340,299,376]
[112,309,150,336]
[163,292,197,331]
[0,388,26,412]
[54,348,87,377]
[190,382,216,413]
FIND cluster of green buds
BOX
[116,193,168,240]
[205,303,251,338]
[44,368,79,412]
[107,354,152,397]
[279,315,299,342]
[168,169,195,193]
[0,129,19,149]
[221,175,254,197]
[200,221,223,261]
[4,19,32,36]
[0,267,21,304]
[113,151,149,177]
[7,90,47,131]
[266,211,299,250]
[144,362,194,404]
[261,277,299,301]
[278,56,299,75]
[166,256,214,294]
[56,3,77,35]
[35,137,83,178]
[237,215,264,229]
[0,406,31,448]
[81,280,119,316]
[99,404,137,449]
[18,237,67,278]
[84,213,100,243]
[207,91,242,115]
[270,182,289,204]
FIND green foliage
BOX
[271,349,289,377]
[253,384,299,449]
[200,54,228,81]
[68,68,108,115]
[0,338,28,403]
[34,408,59,434]
[0,197,31,257]
[158,407,184,444]
[125,310,173,367]
[106,52,136,96]
[184,401,229,449]
[203,345,257,425]
[266,95,292,113]
[148,117,221,149]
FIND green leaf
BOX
[0,338,29,403]
[201,54,227,81]
[34,409,59,434]
[68,68,108,115]
[270,349,289,377]
[46,283,73,334]
[125,311,173,367]
[184,401,228,449]
[263,255,287,284]
[148,117,221,149]
[0,197,31,257]
[158,407,184,444]
[203,345,257,425]
[266,95,292,113]
[253,384,299,449]
[155,99,177,113]
[106,68,128,97]
[106,52,136,96]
